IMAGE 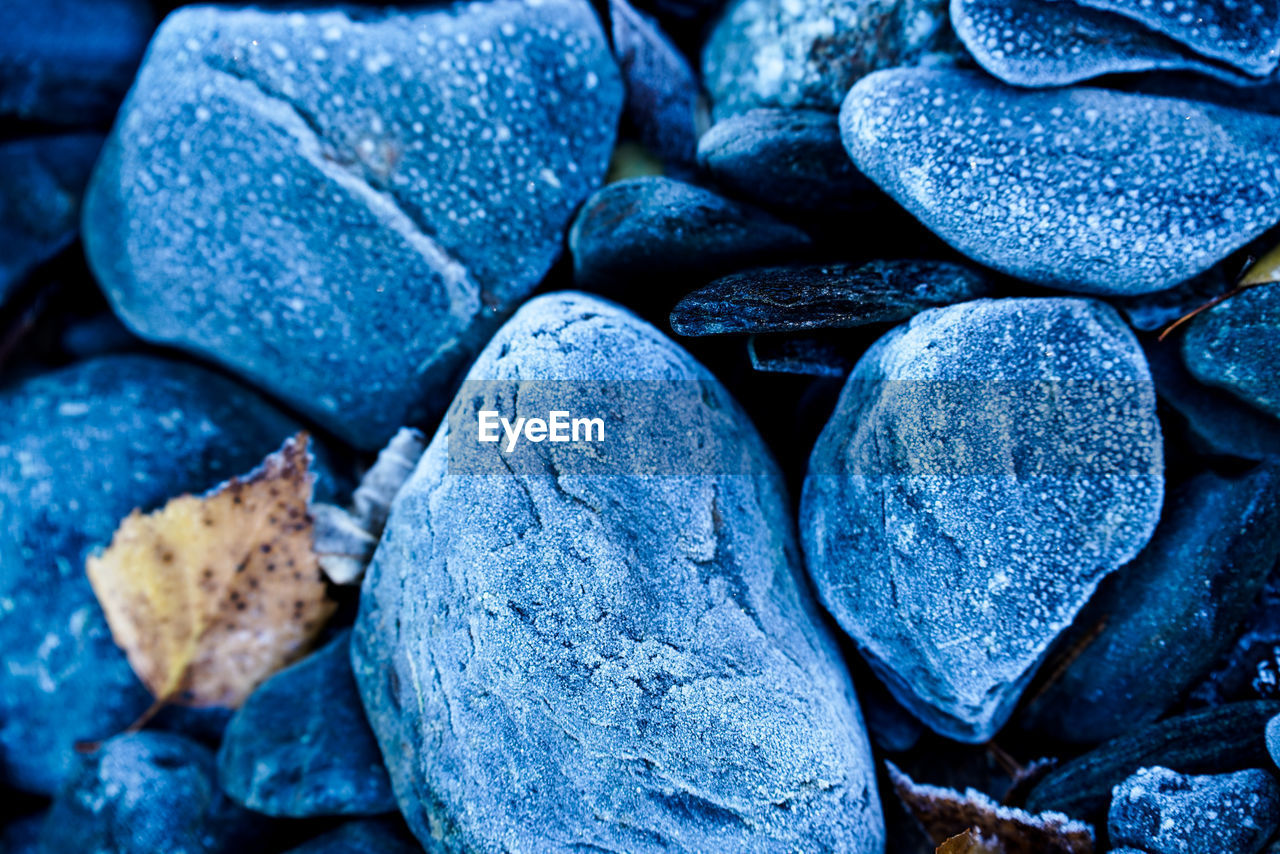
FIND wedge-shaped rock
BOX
[840,68,1280,295]
[801,298,1163,740]
[353,292,885,852]
[84,1,622,448]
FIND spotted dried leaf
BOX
[888,761,1094,854]
[86,432,336,709]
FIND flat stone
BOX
[0,134,102,306]
[952,0,1255,87]
[353,291,885,852]
[1182,284,1280,421]
[0,355,331,795]
[669,260,988,336]
[40,732,261,853]
[83,1,622,449]
[840,68,1280,295]
[696,110,873,215]
[703,0,959,117]
[0,0,153,124]
[218,630,395,818]
[801,297,1164,741]
[1024,463,1280,743]
[569,177,811,291]
[748,333,857,377]
[1109,766,1280,854]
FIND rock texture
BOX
[801,298,1164,741]
[353,291,884,852]
[1182,284,1280,421]
[83,1,623,448]
[840,68,1280,295]
[1109,766,1280,854]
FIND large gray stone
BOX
[0,355,330,795]
[83,1,623,449]
[801,298,1164,741]
[352,292,885,852]
[840,68,1280,295]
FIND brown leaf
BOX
[86,432,335,709]
[888,761,1094,854]
[938,830,1003,853]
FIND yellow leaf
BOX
[86,432,336,709]
[1241,240,1280,286]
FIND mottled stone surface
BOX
[611,0,701,175]
[353,292,884,852]
[0,134,102,305]
[840,68,1280,295]
[570,177,811,290]
[1182,285,1280,421]
[0,355,328,795]
[1025,464,1280,743]
[284,820,427,854]
[1109,766,1280,854]
[669,260,987,335]
[802,298,1164,741]
[697,110,872,214]
[703,0,959,117]
[84,1,622,449]
[40,732,261,854]
[218,630,394,818]
[0,0,153,124]
[951,0,1251,86]
[1079,0,1280,76]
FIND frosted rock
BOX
[352,292,885,852]
[1182,284,1280,421]
[703,0,960,117]
[951,0,1254,87]
[1109,766,1280,854]
[1078,0,1280,77]
[840,68,1280,296]
[800,297,1164,741]
[84,1,622,449]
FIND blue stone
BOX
[840,68,1280,295]
[0,134,102,306]
[83,1,623,450]
[352,292,885,852]
[702,0,960,117]
[1024,463,1280,743]
[1109,766,1280,854]
[40,732,261,854]
[1078,0,1280,77]
[951,0,1256,87]
[569,177,811,291]
[611,0,701,176]
[697,110,874,215]
[0,813,44,854]
[801,298,1164,741]
[0,355,334,795]
[1182,284,1280,421]
[284,820,426,854]
[218,630,394,818]
[0,0,153,124]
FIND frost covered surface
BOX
[40,732,260,853]
[800,298,1164,741]
[0,356,328,795]
[1024,463,1280,744]
[1182,284,1280,421]
[351,292,884,852]
[703,0,959,117]
[83,0,622,449]
[1078,0,1280,76]
[840,68,1280,296]
[1108,765,1280,854]
[950,0,1253,86]
[217,630,395,818]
